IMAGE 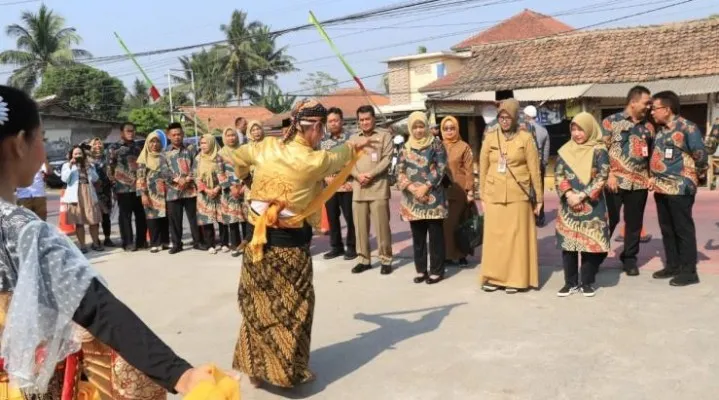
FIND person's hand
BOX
[230,185,241,199]
[157,181,166,194]
[70,158,76,166]
[533,202,543,216]
[647,177,656,191]
[352,137,378,153]
[606,173,619,193]
[141,195,151,207]
[570,203,584,212]
[174,365,239,395]
[358,173,371,186]
[176,177,187,189]
[466,193,474,203]
[565,191,580,207]
[415,184,430,199]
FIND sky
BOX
[0,0,718,105]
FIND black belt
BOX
[246,223,312,248]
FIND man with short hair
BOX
[321,107,357,260]
[600,85,654,276]
[164,122,202,253]
[235,117,248,145]
[106,122,147,251]
[523,105,549,226]
[16,162,50,221]
[648,91,708,287]
[350,105,393,275]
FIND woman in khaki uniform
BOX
[479,99,543,293]
[440,116,474,266]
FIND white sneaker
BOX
[221,246,230,253]
[208,247,217,255]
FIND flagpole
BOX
[114,32,161,102]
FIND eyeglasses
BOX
[498,116,513,122]
[443,126,456,131]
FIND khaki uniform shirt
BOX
[349,128,393,201]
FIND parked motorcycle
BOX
[388,134,405,187]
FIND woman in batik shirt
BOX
[238,120,266,251]
[397,111,448,285]
[0,85,227,399]
[88,138,115,247]
[137,132,169,253]
[194,134,224,254]
[219,128,244,257]
[229,100,375,390]
[554,112,610,298]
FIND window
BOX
[436,62,446,78]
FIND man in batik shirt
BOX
[648,91,708,287]
[600,86,654,276]
[106,122,147,251]
[163,122,201,253]
[321,107,356,260]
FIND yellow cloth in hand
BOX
[183,366,240,400]
[76,381,101,400]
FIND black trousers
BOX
[199,224,216,248]
[562,251,606,286]
[654,193,697,270]
[218,222,241,248]
[167,197,201,249]
[147,217,170,247]
[410,219,445,276]
[116,192,147,249]
[326,191,356,252]
[240,222,249,242]
[101,212,112,239]
[536,165,546,225]
[605,188,648,264]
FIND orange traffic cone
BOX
[320,205,330,235]
[58,190,76,235]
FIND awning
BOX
[584,76,719,98]
[433,84,593,103]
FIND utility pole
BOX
[167,69,198,136]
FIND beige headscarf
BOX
[247,120,265,143]
[558,112,603,185]
[136,132,162,171]
[219,127,240,160]
[497,98,520,133]
[89,137,104,159]
[440,115,460,144]
[405,111,433,151]
[197,134,219,188]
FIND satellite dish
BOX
[153,129,168,149]
[393,135,405,145]
[481,104,498,123]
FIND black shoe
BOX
[323,249,344,260]
[535,218,546,227]
[427,275,443,284]
[168,247,183,255]
[91,243,104,252]
[380,264,392,275]
[653,267,679,279]
[351,264,372,274]
[623,262,639,276]
[124,245,137,252]
[458,258,469,267]
[557,284,578,297]
[413,274,428,284]
[194,244,209,251]
[162,244,171,251]
[670,272,700,287]
[103,238,116,247]
[344,250,358,260]
[640,234,652,243]
[581,284,596,297]
[150,247,161,254]
[444,259,457,266]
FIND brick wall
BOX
[387,61,410,105]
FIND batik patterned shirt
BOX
[320,131,353,192]
[163,144,198,201]
[706,118,719,155]
[105,141,142,194]
[650,116,708,196]
[136,160,168,219]
[396,138,448,221]
[600,111,654,191]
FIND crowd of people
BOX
[2,80,719,399]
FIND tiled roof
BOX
[179,106,274,132]
[427,17,719,93]
[452,9,573,50]
[315,88,389,119]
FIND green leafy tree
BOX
[252,85,296,113]
[251,25,295,94]
[175,47,232,106]
[300,71,339,96]
[220,10,262,101]
[35,64,125,121]
[0,5,91,92]
[126,78,149,109]
[417,45,427,53]
[127,107,168,135]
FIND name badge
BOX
[641,145,649,157]
[498,156,507,174]
[664,148,673,159]
[371,152,378,162]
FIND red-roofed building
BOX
[178,106,274,134]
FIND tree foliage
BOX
[300,71,339,96]
[127,107,168,135]
[175,47,232,106]
[35,64,125,121]
[0,5,91,92]
[252,85,296,113]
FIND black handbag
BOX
[496,131,537,207]
[454,202,483,254]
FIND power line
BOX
[0,0,39,6]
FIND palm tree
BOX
[220,10,262,102]
[126,78,149,109]
[251,84,296,114]
[251,25,295,94]
[0,5,91,92]
[175,47,233,107]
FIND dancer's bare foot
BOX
[249,377,263,388]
